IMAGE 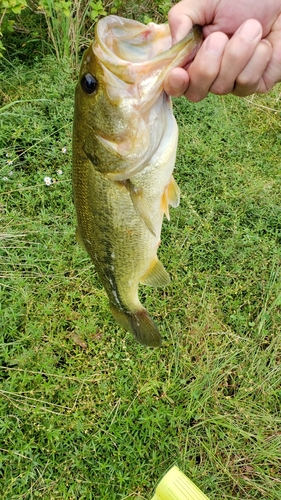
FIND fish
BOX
[72,15,202,347]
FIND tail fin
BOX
[110,303,162,347]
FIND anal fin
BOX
[161,176,181,220]
[140,257,170,287]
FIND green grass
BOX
[1,53,281,499]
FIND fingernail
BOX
[169,74,185,89]
[239,20,261,41]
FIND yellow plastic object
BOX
[151,466,210,500]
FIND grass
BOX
[1,50,281,499]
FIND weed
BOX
[1,0,174,63]
[1,17,281,500]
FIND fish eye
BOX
[80,73,98,94]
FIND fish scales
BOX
[73,16,202,347]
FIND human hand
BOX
[164,0,281,101]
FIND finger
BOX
[232,40,272,96]
[164,68,190,97]
[182,32,229,102]
[262,14,281,91]
[210,19,263,95]
[168,0,210,43]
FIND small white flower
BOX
[7,160,13,165]
[62,147,67,154]
[57,169,63,176]
[44,176,53,186]
[2,177,9,181]
[8,171,13,176]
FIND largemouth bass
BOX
[72,16,202,347]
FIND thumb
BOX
[168,0,209,43]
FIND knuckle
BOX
[184,88,205,102]
[194,59,219,80]
[227,45,249,63]
[210,81,232,95]
[236,72,254,87]
[168,4,181,22]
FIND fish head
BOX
[74,16,202,179]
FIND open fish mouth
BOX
[79,17,203,181]
[93,16,202,93]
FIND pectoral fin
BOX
[124,179,157,237]
[140,257,170,287]
[161,176,181,220]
